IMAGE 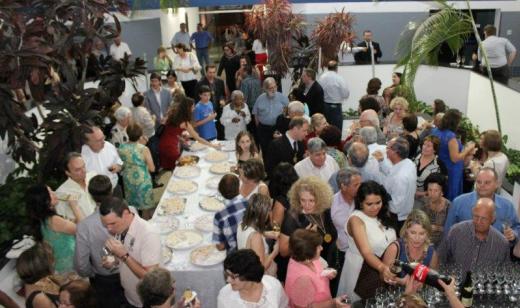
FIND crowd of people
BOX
[3,23,520,308]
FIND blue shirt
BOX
[190,31,213,49]
[444,191,520,241]
[194,101,217,140]
[212,196,248,251]
[252,92,289,126]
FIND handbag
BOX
[354,240,400,299]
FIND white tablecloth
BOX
[152,141,236,308]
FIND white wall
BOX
[466,72,520,149]
[337,63,520,149]
[336,64,470,112]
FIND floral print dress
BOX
[118,143,154,210]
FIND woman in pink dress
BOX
[159,96,218,169]
[285,229,350,308]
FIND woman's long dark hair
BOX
[268,162,299,199]
[354,181,392,228]
[166,95,194,127]
[25,184,56,241]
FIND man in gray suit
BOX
[144,72,172,129]
[143,73,172,186]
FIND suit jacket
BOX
[265,134,304,177]
[354,41,382,64]
[143,88,172,128]
[195,77,226,113]
[293,81,325,116]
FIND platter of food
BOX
[165,230,203,250]
[151,216,180,234]
[176,155,200,166]
[204,151,228,163]
[157,197,187,215]
[167,180,198,195]
[189,141,207,152]
[190,244,226,267]
[206,175,222,189]
[173,165,201,179]
[194,214,215,233]
[199,196,225,212]
[209,162,235,174]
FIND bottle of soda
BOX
[460,271,473,307]
[392,260,452,291]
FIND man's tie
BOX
[293,141,298,152]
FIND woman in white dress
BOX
[237,193,279,276]
[337,181,397,301]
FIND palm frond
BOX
[395,2,472,106]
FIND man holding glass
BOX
[100,197,161,308]
[444,167,520,243]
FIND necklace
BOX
[305,213,332,243]
[405,243,426,263]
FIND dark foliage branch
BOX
[246,0,304,76]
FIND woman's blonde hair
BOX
[390,97,409,111]
[397,294,427,308]
[288,176,333,214]
[399,209,432,248]
[310,113,327,133]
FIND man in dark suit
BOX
[354,30,382,65]
[143,73,172,187]
[143,73,173,129]
[196,64,226,139]
[293,68,325,116]
[265,117,308,177]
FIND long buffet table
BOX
[151,140,237,308]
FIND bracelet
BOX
[121,253,130,262]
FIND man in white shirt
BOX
[374,137,417,232]
[294,137,339,181]
[318,60,350,132]
[56,152,97,220]
[170,22,191,52]
[331,167,361,287]
[360,126,391,169]
[478,24,517,85]
[101,197,161,308]
[109,35,132,61]
[81,126,123,196]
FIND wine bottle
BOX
[392,260,452,291]
[460,271,473,307]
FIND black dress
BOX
[217,54,240,93]
[278,208,338,288]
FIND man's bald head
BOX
[472,197,496,236]
[359,109,380,128]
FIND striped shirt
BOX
[437,221,510,273]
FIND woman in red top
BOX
[159,96,219,169]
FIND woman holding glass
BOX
[336,181,396,302]
[285,229,349,308]
[431,108,476,201]
[382,209,439,283]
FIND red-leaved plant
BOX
[246,0,304,76]
[312,8,356,68]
